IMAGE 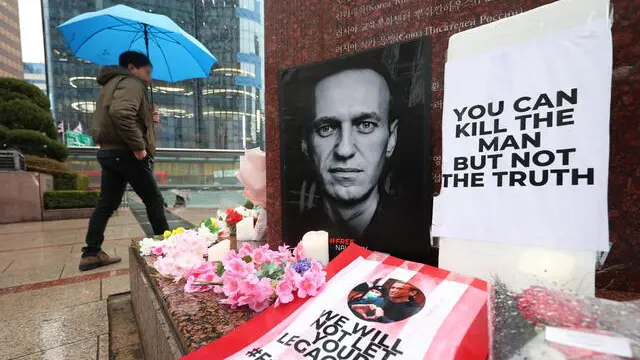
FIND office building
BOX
[0,0,23,78]
[23,62,47,92]
[41,0,265,190]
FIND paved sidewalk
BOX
[0,209,141,360]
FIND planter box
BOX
[42,207,95,221]
[0,171,53,224]
[129,237,256,359]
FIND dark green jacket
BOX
[92,66,156,157]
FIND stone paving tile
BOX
[1,247,73,270]
[0,233,82,252]
[0,300,107,359]
[0,258,13,275]
[0,280,101,321]
[13,338,98,360]
[104,225,145,241]
[101,274,130,299]
[98,334,109,360]
[60,249,128,280]
[0,208,141,359]
[0,263,65,289]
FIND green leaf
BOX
[257,262,285,280]
[216,262,225,277]
[201,218,221,234]
[242,255,252,263]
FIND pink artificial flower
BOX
[151,245,165,256]
[184,275,214,293]
[275,279,295,306]
[297,268,326,298]
[224,257,252,277]
[310,260,324,273]
[293,243,305,261]
[237,274,260,294]
[237,277,274,312]
[222,275,241,296]
[187,262,215,278]
[252,246,268,266]
[248,298,272,313]
[265,245,292,264]
[223,249,240,262]
[220,291,242,309]
[182,262,220,294]
[238,243,254,258]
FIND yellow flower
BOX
[163,230,172,239]
[172,227,185,236]
[210,218,218,228]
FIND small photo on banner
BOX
[278,38,434,264]
[347,278,426,323]
[433,19,612,251]
[183,244,489,360]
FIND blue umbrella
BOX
[57,4,216,84]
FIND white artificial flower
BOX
[217,209,227,222]
[139,237,157,256]
[197,225,219,248]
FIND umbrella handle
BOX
[143,24,155,105]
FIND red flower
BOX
[225,208,243,227]
[515,286,597,329]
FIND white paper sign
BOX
[545,326,634,358]
[433,19,612,251]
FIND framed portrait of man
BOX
[279,37,433,264]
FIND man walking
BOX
[79,51,169,271]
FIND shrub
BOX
[52,171,79,190]
[3,129,69,161]
[0,88,30,104]
[24,155,69,172]
[0,77,50,110]
[0,125,8,143]
[27,166,82,190]
[0,99,57,139]
[43,137,70,162]
[77,174,89,190]
[44,190,100,209]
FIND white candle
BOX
[300,231,329,265]
[236,217,256,241]
[208,239,231,262]
[518,249,576,284]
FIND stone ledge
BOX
[42,208,94,221]
[0,171,53,224]
[129,241,257,358]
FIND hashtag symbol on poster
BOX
[246,348,271,359]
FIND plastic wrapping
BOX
[489,278,640,360]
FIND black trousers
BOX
[82,149,169,257]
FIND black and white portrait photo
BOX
[279,38,433,264]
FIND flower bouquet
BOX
[184,243,326,312]
[489,278,640,360]
[138,228,211,281]
[213,204,265,242]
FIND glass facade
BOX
[42,0,265,151]
[23,62,47,92]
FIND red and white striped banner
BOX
[184,245,488,360]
